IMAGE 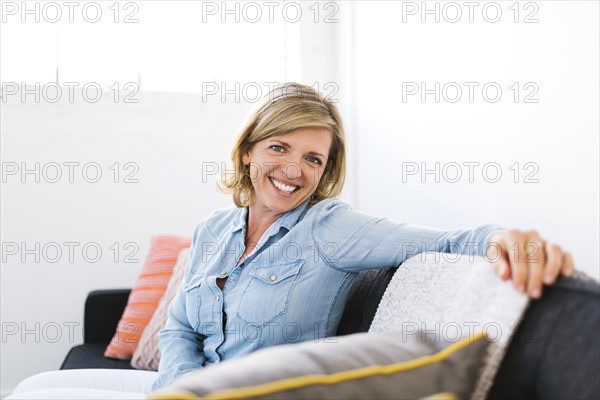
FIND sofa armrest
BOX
[488,273,600,399]
[84,289,131,344]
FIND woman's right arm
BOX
[151,282,206,390]
[152,225,207,391]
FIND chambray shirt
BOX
[153,197,505,389]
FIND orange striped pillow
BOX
[104,235,191,360]
[131,247,190,370]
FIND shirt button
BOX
[270,275,277,281]
[216,295,220,302]
[220,271,226,275]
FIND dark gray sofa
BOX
[61,268,600,399]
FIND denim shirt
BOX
[153,197,505,389]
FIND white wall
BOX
[351,1,599,278]
[0,91,254,394]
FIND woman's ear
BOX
[242,151,250,166]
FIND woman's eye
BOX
[307,156,322,165]
[270,145,285,152]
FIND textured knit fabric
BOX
[369,252,530,399]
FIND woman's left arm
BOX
[311,199,574,298]
[486,230,574,298]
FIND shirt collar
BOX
[231,198,312,234]
[278,198,312,231]
[232,207,247,233]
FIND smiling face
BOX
[242,127,333,218]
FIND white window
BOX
[1,1,298,93]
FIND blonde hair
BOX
[218,82,346,207]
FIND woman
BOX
[153,82,574,389]
[9,82,574,398]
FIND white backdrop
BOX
[1,1,598,396]
[352,1,599,277]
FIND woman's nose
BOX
[282,160,303,181]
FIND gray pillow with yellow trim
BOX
[149,331,490,400]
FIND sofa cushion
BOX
[83,289,131,345]
[61,344,134,370]
[150,330,491,400]
[104,235,191,360]
[131,248,190,370]
[335,268,396,336]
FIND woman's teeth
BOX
[270,177,298,193]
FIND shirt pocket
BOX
[183,275,203,330]
[237,259,304,328]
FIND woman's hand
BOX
[486,230,575,299]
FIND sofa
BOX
[61,267,600,399]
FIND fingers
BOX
[505,229,529,293]
[525,231,545,298]
[489,229,576,299]
[561,252,575,277]
[497,257,511,281]
[491,255,511,281]
[494,230,575,298]
[487,234,510,281]
[542,242,563,285]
